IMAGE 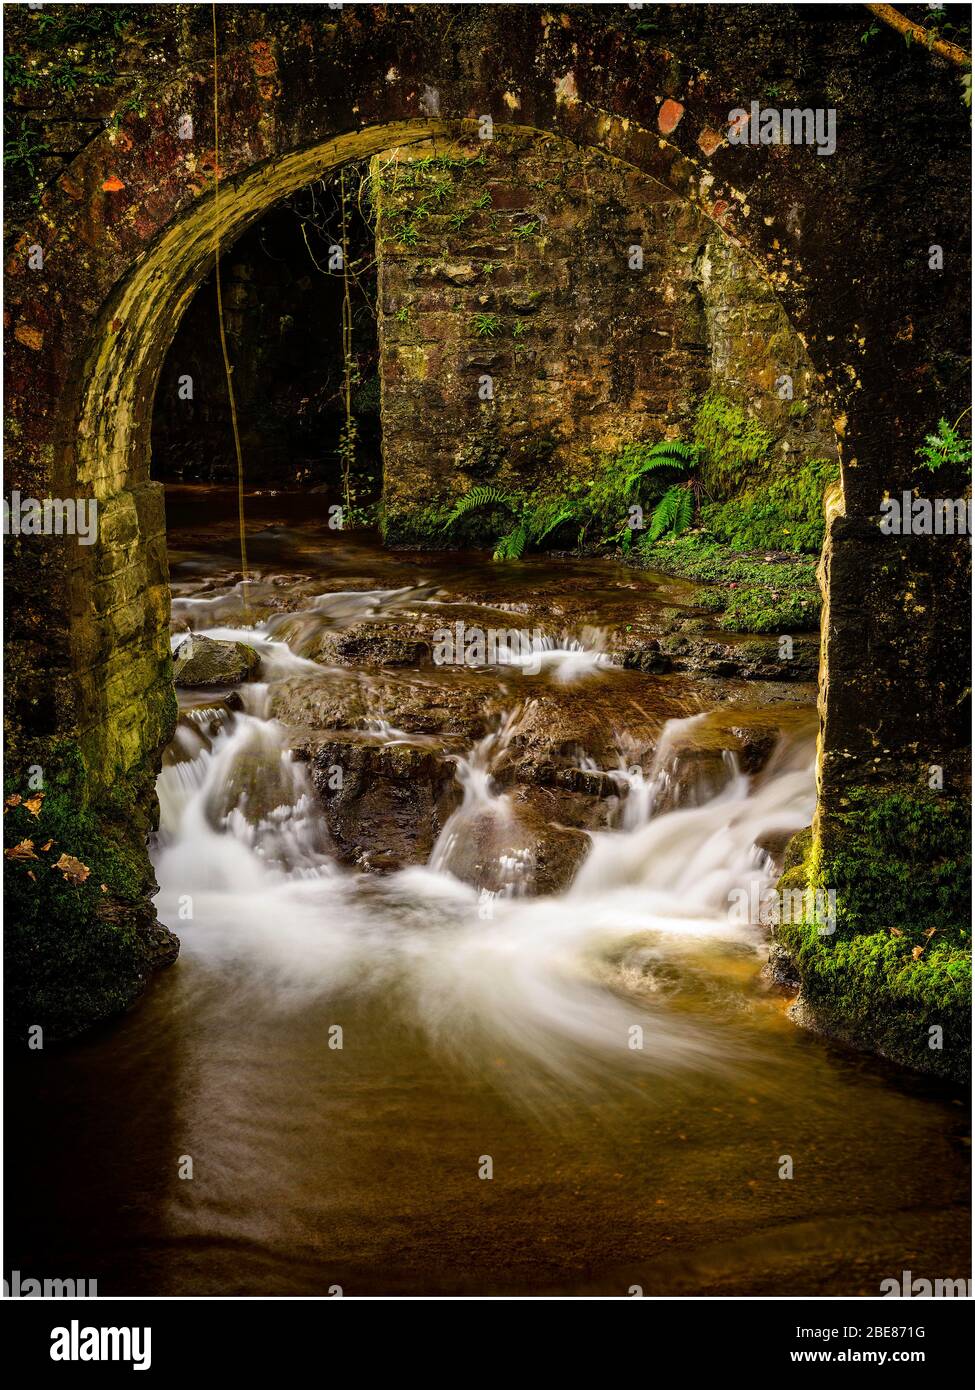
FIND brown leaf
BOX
[23,793,45,818]
[100,884,108,893]
[26,870,36,882]
[5,839,37,860]
[4,794,22,810]
[39,840,53,853]
[911,945,924,961]
[52,853,91,886]
[923,927,938,940]
[889,926,904,937]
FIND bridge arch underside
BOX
[4,7,968,1063]
[67,110,834,791]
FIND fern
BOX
[493,524,528,561]
[673,486,694,535]
[622,440,698,496]
[648,483,694,540]
[527,499,582,544]
[443,486,514,528]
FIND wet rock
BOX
[173,634,261,687]
[753,827,796,865]
[765,941,800,990]
[316,624,433,667]
[310,735,459,870]
[507,783,602,894]
[274,671,494,742]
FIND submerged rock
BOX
[173,634,261,687]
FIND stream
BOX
[7,489,970,1297]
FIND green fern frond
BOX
[443,486,514,528]
[672,485,694,536]
[526,499,580,544]
[648,483,690,540]
[621,440,698,496]
[493,523,528,561]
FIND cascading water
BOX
[153,590,818,1092]
[12,503,968,1299]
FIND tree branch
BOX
[864,4,971,68]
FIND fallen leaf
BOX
[923,927,938,939]
[4,794,22,810]
[911,945,924,961]
[27,870,36,881]
[100,884,108,893]
[40,840,53,852]
[52,853,91,885]
[102,175,126,192]
[23,793,44,818]
[889,926,904,937]
[5,839,37,860]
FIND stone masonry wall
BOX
[373,131,835,539]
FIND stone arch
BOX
[5,6,968,1044]
[53,100,835,793]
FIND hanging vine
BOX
[337,166,361,523]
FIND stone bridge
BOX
[4,4,970,1049]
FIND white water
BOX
[153,654,816,1090]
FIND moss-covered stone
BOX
[774,791,971,1082]
[4,740,178,1042]
[635,535,822,633]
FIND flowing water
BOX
[7,490,970,1297]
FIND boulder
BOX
[172,634,261,687]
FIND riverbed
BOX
[7,488,970,1297]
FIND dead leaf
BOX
[100,884,108,893]
[52,853,91,885]
[4,794,22,810]
[923,927,938,940]
[26,870,36,882]
[911,945,924,961]
[39,840,53,853]
[102,175,126,192]
[889,926,904,937]
[23,793,44,818]
[5,839,37,860]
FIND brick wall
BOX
[373,131,835,540]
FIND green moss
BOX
[380,501,455,547]
[636,535,822,632]
[719,583,821,633]
[818,788,970,941]
[4,741,165,1041]
[774,792,971,1080]
[700,457,839,554]
[693,391,775,496]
